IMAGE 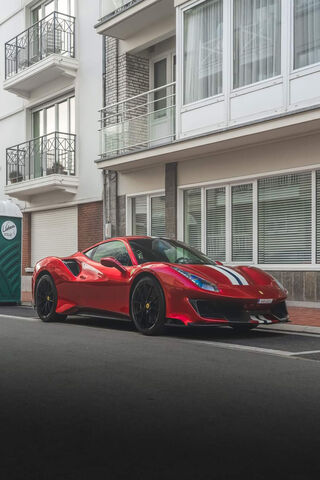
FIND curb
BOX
[262,323,320,335]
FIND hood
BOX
[173,264,277,289]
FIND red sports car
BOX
[32,236,289,335]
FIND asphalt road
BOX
[0,306,320,480]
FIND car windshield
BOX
[128,238,215,265]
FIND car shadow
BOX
[62,314,282,342]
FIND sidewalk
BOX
[264,306,320,335]
[288,306,320,327]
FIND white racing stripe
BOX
[207,265,249,286]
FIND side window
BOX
[92,241,132,266]
[84,247,96,259]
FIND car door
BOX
[80,240,133,316]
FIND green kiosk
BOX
[0,200,22,304]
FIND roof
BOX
[0,200,22,219]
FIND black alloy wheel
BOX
[131,276,166,335]
[35,274,66,322]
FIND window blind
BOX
[258,173,312,264]
[317,171,320,263]
[132,196,147,236]
[151,196,166,237]
[184,188,202,251]
[206,187,226,261]
[232,184,253,261]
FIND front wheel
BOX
[35,274,66,322]
[131,276,166,336]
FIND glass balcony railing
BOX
[5,11,75,79]
[99,82,176,159]
[6,132,76,184]
[100,0,138,19]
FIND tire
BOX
[35,274,66,322]
[231,324,257,333]
[131,276,166,336]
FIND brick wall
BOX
[22,212,31,274]
[78,201,103,251]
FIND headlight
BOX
[173,267,219,292]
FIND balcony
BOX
[95,0,175,39]
[99,82,176,161]
[5,132,78,200]
[4,12,77,98]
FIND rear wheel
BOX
[231,324,257,333]
[35,274,66,322]
[131,276,166,336]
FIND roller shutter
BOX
[31,206,78,266]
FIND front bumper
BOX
[167,297,289,326]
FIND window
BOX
[91,241,132,266]
[183,171,319,265]
[317,171,320,263]
[151,196,166,237]
[129,238,214,265]
[32,95,75,137]
[132,196,147,236]
[233,0,281,89]
[206,187,226,261]
[258,173,312,264]
[232,184,253,261]
[183,0,223,104]
[153,59,167,117]
[294,0,320,69]
[184,188,202,251]
[31,0,75,22]
[131,194,165,236]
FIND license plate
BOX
[258,299,273,304]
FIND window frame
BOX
[178,165,320,270]
[126,190,165,236]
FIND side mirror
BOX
[215,260,224,266]
[100,257,127,274]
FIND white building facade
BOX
[96,0,320,305]
[0,0,104,300]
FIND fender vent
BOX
[62,260,80,277]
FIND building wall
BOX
[78,201,104,251]
[177,133,320,187]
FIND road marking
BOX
[260,328,320,338]
[195,341,293,357]
[193,340,320,359]
[292,349,320,355]
[0,314,39,322]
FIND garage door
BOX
[31,207,78,266]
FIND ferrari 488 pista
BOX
[33,236,289,335]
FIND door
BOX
[78,240,133,315]
[149,54,176,147]
[31,207,78,266]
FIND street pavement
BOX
[0,306,320,480]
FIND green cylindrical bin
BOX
[0,200,22,304]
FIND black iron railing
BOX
[6,132,76,184]
[5,11,75,79]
